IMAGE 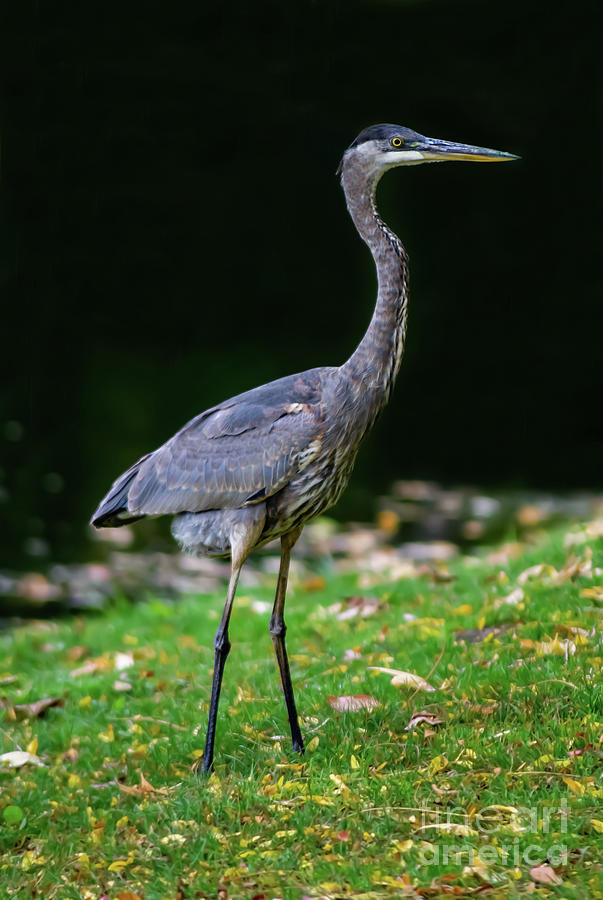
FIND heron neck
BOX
[340,162,409,408]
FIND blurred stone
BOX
[91,525,134,546]
[17,573,61,602]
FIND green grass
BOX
[1,523,602,899]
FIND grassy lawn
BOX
[1,521,602,899]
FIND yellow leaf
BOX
[562,776,585,796]
[307,736,319,752]
[428,755,448,776]
[591,819,603,833]
[107,852,134,871]
[116,816,128,828]
[98,723,114,743]
[123,634,138,645]
[68,774,81,788]
[350,754,360,769]
[78,695,92,708]
[453,604,473,616]
[26,736,38,755]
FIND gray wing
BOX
[91,368,330,526]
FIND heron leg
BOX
[199,511,265,775]
[199,562,241,774]
[269,526,304,754]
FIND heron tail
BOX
[90,453,153,528]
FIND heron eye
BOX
[391,137,403,147]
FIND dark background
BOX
[1,0,601,568]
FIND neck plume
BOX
[340,156,409,407]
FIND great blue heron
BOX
[91,123,517,771]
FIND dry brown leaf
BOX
[529,864,562,885]
[13,697,63,720]
[368,666,436,691]
[70,660,101,678]
[327,694,380,712]
[405,711,444,731]
[303,576,326,592]
[337,596,381,620]
[117,771,168,797]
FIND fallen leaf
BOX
[535,636,576,658]
[493,587,524,609]
[13,697,63,719]
[98,724,115,743]
[529,864,563,885]
[453,604,473,616]
[115,652,134,671]
[303,576,326,592]
[327,694,380,712]
[160,833,187,846]
[581,586,603,601]
[337,596,382,620]
[454,624,512,644]
[368,666,436,691]
[70,660,101,678]
[0,750,45,768]
[117,771,169,797]
[562,776,585,796]
[517,563,556,585]
[420,822,477,837]
[405,711,444,731]
[113,680,132,692]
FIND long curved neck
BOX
[340,156,409,408]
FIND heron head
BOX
[339,123,518,178]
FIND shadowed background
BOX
[1,0,601,567]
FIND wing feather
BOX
[109,368,332,519]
